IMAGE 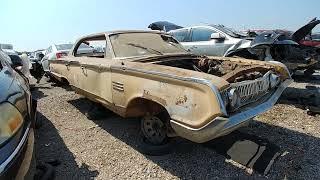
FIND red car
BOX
[300,33,320,47]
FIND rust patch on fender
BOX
[176,95,188,105]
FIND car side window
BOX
[191,28,217,42]
[170,29,189,42]
[74,35,107,58]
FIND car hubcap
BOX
[142,116,167,145]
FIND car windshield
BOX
[109,33,187,58]
[210,25,247,38]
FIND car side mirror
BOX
[210,33,225,40]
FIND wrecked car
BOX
[0,49,37,179]
[226,18,320,75]
[300,32,320,47]
[49,30,292,147]
[166,24,252,57]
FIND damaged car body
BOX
[49,30,292,145]
[226,18,320,75]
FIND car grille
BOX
[230,71,274,106]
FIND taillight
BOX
[56,52,67,59]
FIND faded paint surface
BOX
[49,30,290,130]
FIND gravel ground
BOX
[32,79,320,180]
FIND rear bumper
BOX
[0,126,35,180]
[170,79,292,143]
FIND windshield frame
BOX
[108,32,188,59]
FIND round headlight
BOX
[228,88,241,110]
[269,73,280,88]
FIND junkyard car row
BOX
[0,18,319,179]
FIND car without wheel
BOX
[49,30,292,147]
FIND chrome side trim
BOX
[111,66,228,116]
[0,124,30,173]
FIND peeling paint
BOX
[175,95,188,105]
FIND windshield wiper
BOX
[126,43,163,55]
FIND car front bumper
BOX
[170,79,293,143]
[0,126,35,180]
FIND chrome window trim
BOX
[0,124,30,173]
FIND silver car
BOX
[169,25,251,57]
[41,43,93,72]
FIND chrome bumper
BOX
[170,79,293,143]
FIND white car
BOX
[169,25,251,57]
[29,49,46,62]
[41,43,93,73]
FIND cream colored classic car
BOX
[49,30,292,145]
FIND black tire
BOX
[137,136,175,156]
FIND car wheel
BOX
[141,115,168,145]
[139,114,175,156]
[137,135,175,156]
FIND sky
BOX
[1,0,320,51]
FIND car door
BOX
[71,35,113,104]
[183,27,227,56]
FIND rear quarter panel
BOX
[111,61,226,128]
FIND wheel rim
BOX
[142,116,167,145]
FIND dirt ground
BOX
[32,79,320,180]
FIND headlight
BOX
[0,103,24,145]
[228,88,241,110]
[221,88,241,111]
[269,73,280,89]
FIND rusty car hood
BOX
[113,60,230,90]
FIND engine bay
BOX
[153,57,273,83]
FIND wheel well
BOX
[125,98,168,118]
[60,77,69,85]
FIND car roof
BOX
[80,30,168,39]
